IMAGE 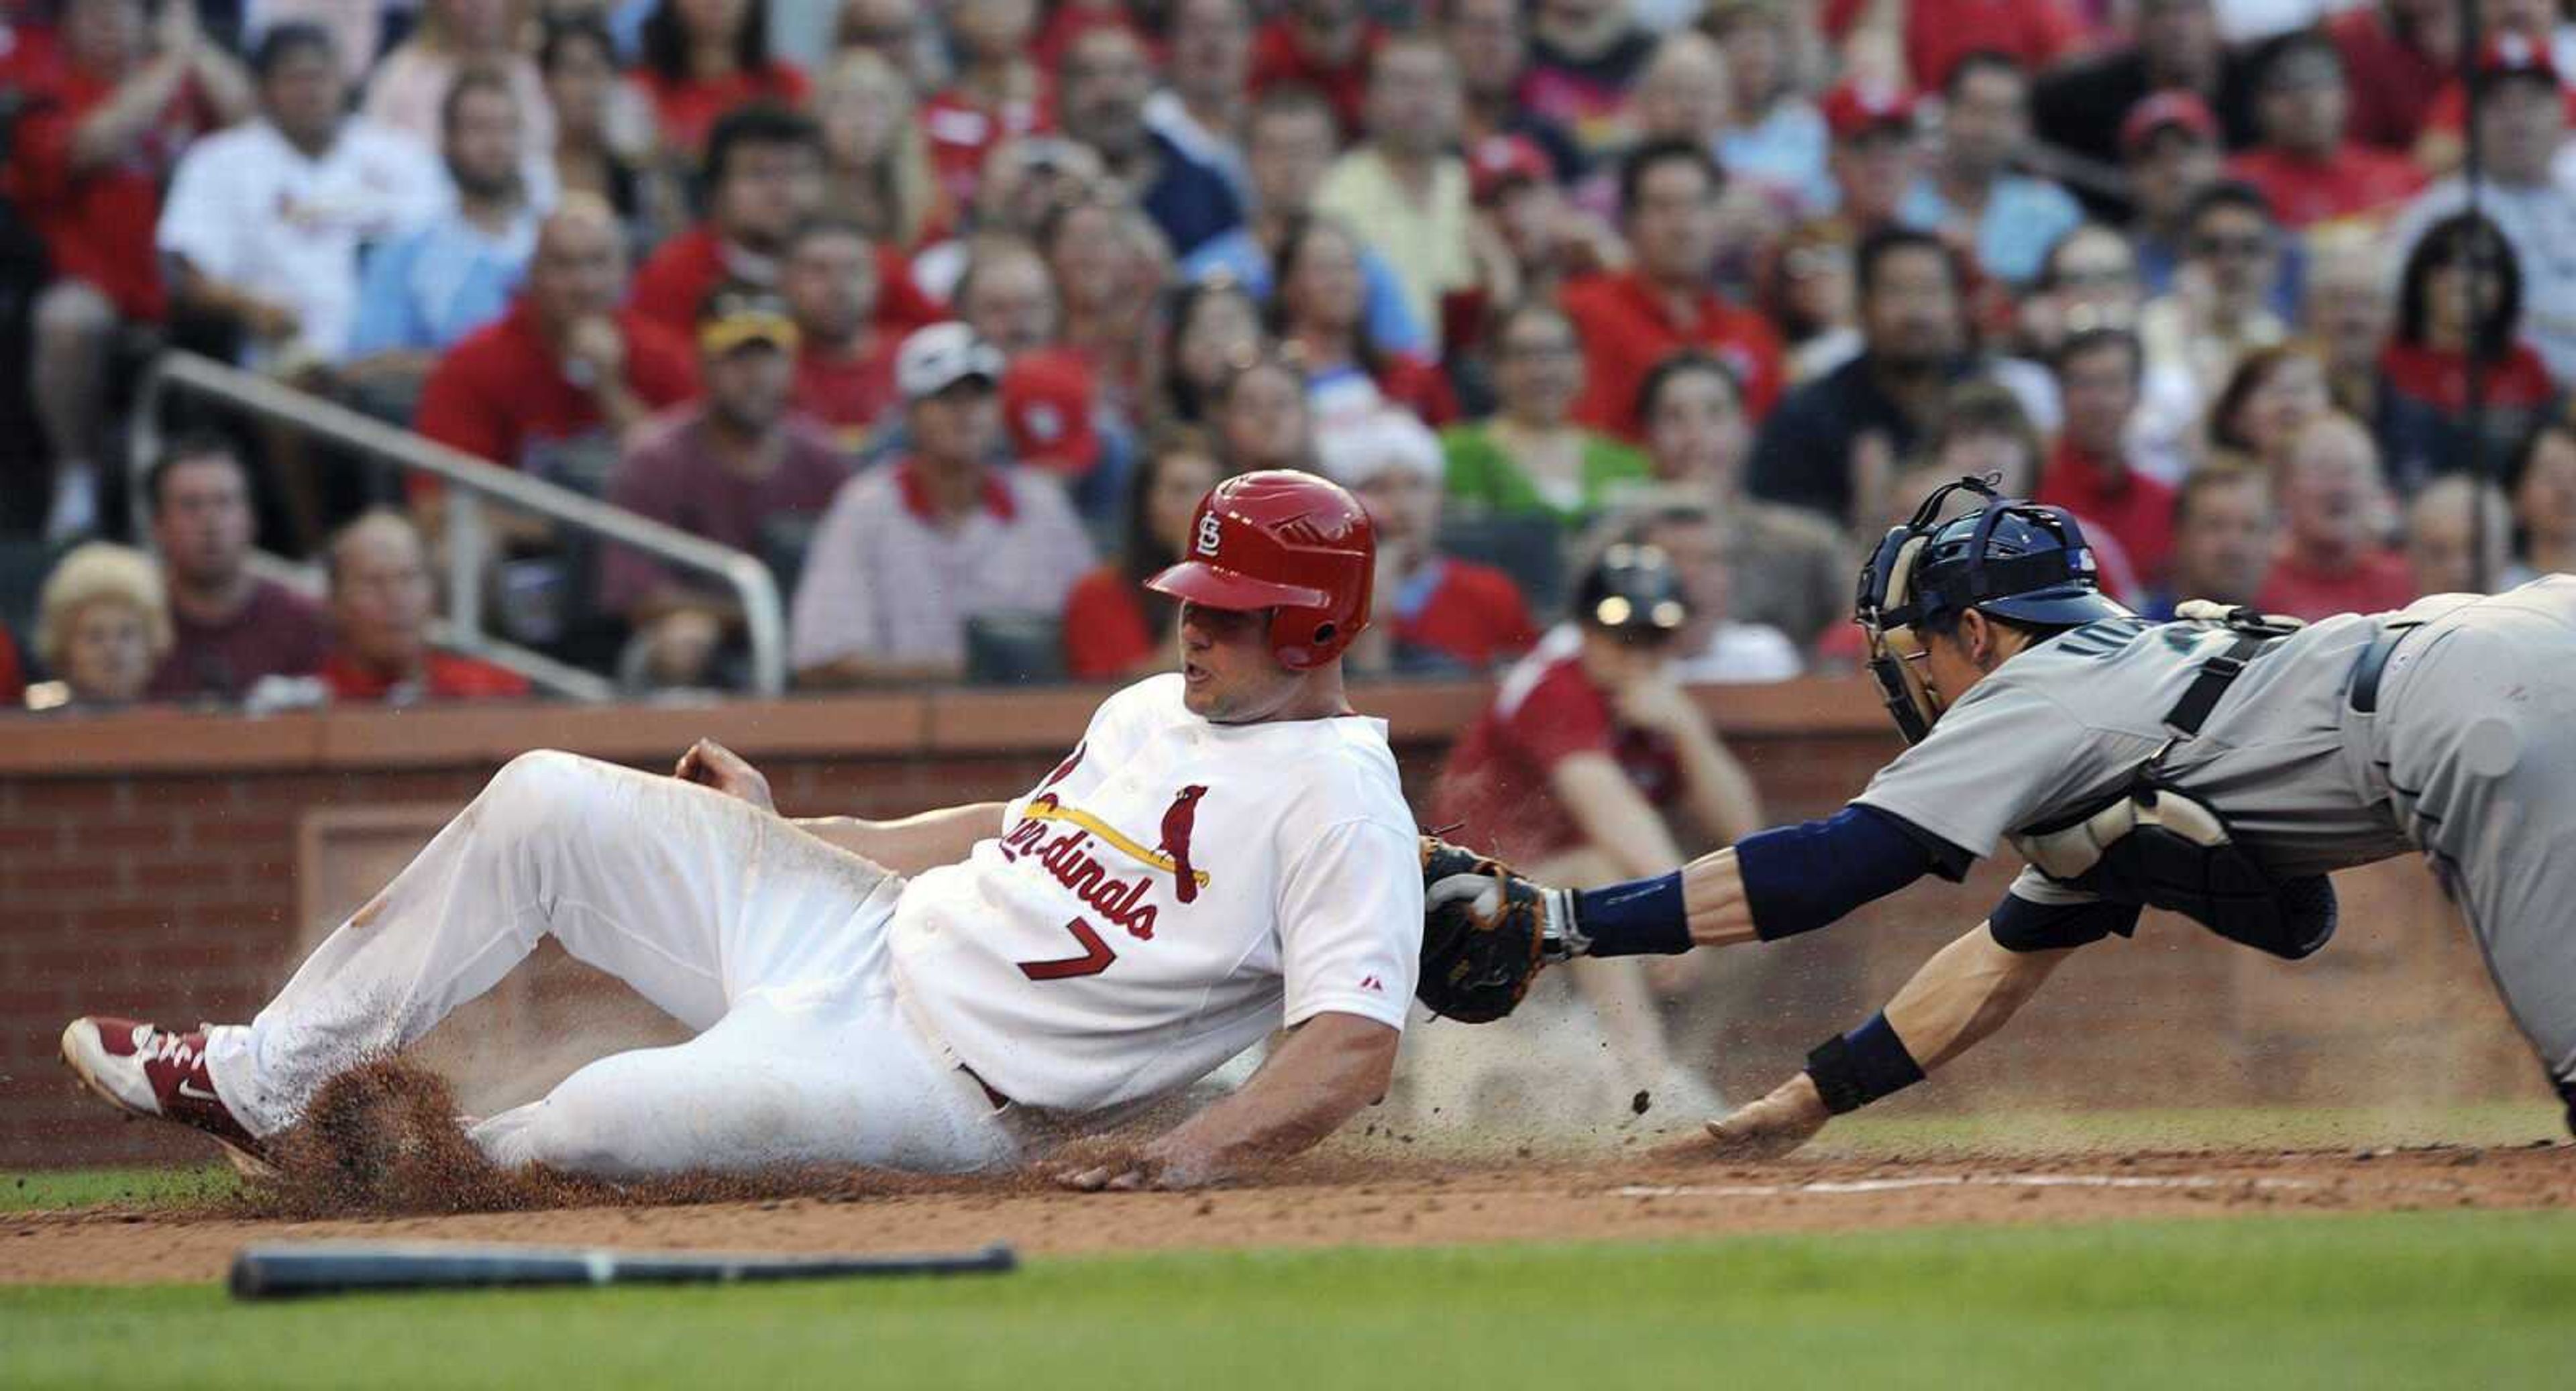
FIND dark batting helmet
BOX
[1856,475,2131,742]
[1146,470,1377,669]
[1573,543,1693,640]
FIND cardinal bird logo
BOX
[1038,741,1087,791]
[1158,785,1208,903]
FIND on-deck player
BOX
[61,471,1424,1192]
[1491,476,2576,1150]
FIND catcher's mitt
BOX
[1416,838,1568,1023]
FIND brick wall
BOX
[0,681,2547,1168]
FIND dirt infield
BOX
[9,1142,2572,1287]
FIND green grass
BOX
[0,1166,238,1212]
[5,1215,2574,1389]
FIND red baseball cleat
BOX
[60,1017,270,1174]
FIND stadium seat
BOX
[965,611,1068,686]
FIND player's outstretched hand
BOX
[1655,1072,1829,1164]
[1046,1135,1224,1192]
[674,738,775,813]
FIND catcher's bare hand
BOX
[1658,1072,1829,1163]
[674,738,775,813]
[1047,1135,1226,1192]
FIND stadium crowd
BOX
[3,0,2574,715]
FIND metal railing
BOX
[128,352,789,698]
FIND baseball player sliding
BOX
[1417,476,2576,1153]
[62,471,1424,1192]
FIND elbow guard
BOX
[1737,805,1958,941]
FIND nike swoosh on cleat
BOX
[176,1080,221,1103]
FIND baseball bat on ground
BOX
[228,1239,1018,1300]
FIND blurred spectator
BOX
[1706,0,1831,215]
[319,510,530,704]
[2389,38,2576,378]
[1820,77,1923,235]
[2506,419,2576,576]
[1823,0,2083,95]
[1183,87,1426,357]
[14,0,253,541]
[790,324,1092,686]
[540,14,668,247]
[1061,428,1222,681]
[631,0,808,161]
[1210,349,1316,473]
[1564,140,1784,441]
[1442,301,1650,526]
[2039,328,2176,583]
[1248,0,1379,135]
[32,542,168,710]
[628,103,824,335]
[1155,278,1266,427]
[2121,92,2226,294]
[2377,213,2559,492]
[1315,36,1477,356]
[156,23,444,368]
[141,437,329,702]
[922,0,1048,209]
[1641,351,1847,651]
[603,286,849,689]
[345,67,541,388]
[2033,0,2257,176]
[1468,133,1623,330]
[2405,474,2521,596]
[2206,339,2332,473]
[1900,52,2082,286]
[1429,541,1756,1111]
[362,0,553,193]
[1748,227,1967,527]
[1319,408,1537,675]
[1520,0,1654,160]
[2329,0,2465,151]
[2141,465,2275,617]
[2255,412,2414,618]
[2223,31,2424,229]
[1058,24,1240,258]
[1272,217,1456,429]
[1148,0,1256,206]
[1629,32,1729,158]
[244,0,392,81]
[781,218,898,451]
[1038,195,1158,423]
[415,197,700,476]
[2301,227,2402,453]
[2402,0,2571,174]
[2138,181,2286,412]
[1447,0,1585,183]
[1615,494,1803,681]
[1760,224,1860,383]
[953,234,1062,364]
[812,48,940,249]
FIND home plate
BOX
[1614,1173,2325,1199]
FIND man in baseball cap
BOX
[602,283,847,690]
[790,321,1093,686]
[2123,92,2224,293]
[1823,78,1921,234]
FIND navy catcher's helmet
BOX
[1856,475,2132,742]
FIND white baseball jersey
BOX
[890,675,1424,1114]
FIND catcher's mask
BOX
[1856,475,2131,743]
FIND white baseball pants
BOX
[201,750,1018,1177]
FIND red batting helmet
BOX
[1145,470,1375,669]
